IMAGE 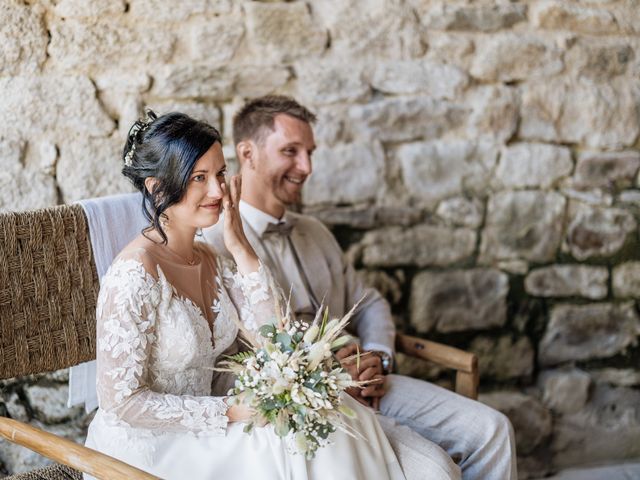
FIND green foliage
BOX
[258,324,276,338]
[224,351,254,363]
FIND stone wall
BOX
[1,0,640,477]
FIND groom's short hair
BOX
[233,95,316,146]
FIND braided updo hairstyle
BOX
[122,110,222,244]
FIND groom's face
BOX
[254,114,316,208]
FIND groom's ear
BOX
[236,141,255,169]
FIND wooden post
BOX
[396,334,479,400]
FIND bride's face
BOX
[166,142,227,230]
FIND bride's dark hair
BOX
[122,110,222,244]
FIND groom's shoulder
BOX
[290,211,337,242]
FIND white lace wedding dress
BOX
[84,240,405,480]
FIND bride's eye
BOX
[192,174,206,182]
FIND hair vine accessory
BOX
[123,109,157,167]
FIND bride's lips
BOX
[200,201,221,210]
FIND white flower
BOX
[303,325,319,344]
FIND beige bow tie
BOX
[263,221,295,237]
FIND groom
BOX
[204,95,517,480]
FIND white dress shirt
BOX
[239,201,316,317]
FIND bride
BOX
[83,111,408,479]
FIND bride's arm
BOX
[95,256,248,434]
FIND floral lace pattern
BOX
[94,251,278,437]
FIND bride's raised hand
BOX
[222,174,259,274]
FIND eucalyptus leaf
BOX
[258,324,276,338]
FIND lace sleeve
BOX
[95,256,229,435]
[217,257,285,333]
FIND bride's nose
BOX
[207,177,224,198]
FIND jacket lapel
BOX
[289,224,333,309]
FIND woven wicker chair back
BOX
[0,204,99,380]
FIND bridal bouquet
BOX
[218,304,364,459]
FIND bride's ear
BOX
[236,141,255,169]
[144,177,159,195]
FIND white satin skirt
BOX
[84,395,405,480]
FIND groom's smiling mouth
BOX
[284,175,305,185]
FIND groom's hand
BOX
[336,344,387,409]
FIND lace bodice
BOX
[95,244,278,436]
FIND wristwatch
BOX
[372,351,393,375]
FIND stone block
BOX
[524,265,608,300]
[361,224,476,268]
[232,66,292,99]
[519,78,639,150]
[54,0,126,17]
[94,71,151,95]
[302,142,385,205]
[0,76,114,140]
[370,60,469,99]
[304,205,377,229]
[49,19,175,71]
[613,262,640,298]
[313,0,423,60]
[539,302,640,366]
[294,60,370,105]
[424,33,475,70]
[0,0,47,75]
[348,97,468,144]
[479,191,566,263]
[470,34,563,82]
[565,37,634,80]
[357,269,404,306]
[551,385,640,469]
[618,189,640,206]
[4,392,29,423]
[152,65,290,100]
[465,85,519,143]
[564,202,636,260]
[540,368,591,414]
[495,143,573,189]
[57,136,134,203]
[395,352,445,382]
[24,384,82,424]
[410,269,509,334]
[0,169,57,213]
[0,438,54,474]
[23,139,56,174]
[187,17,244,65]
[571,150,640,190]
[480,391,552,456]
[309,105,350,146]
[422,3,527,32]
[591,368,640,387]
[148,101,221,130]
[153,64,234,99]
[470,336,534,380]
[0,138,24,171]
[436,196,484,229]
[544,463,640,480]
[396,139,498,207]
[129,0,232,21]
[374,206,423,227]
[531,1,620,35]
[0,421,86,474]
[245,2,327,63]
